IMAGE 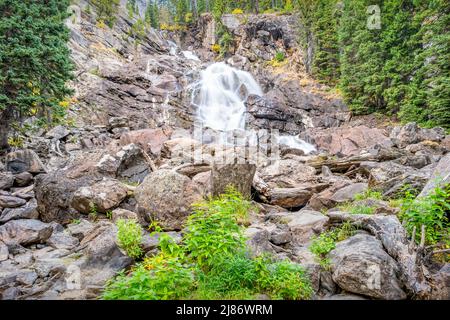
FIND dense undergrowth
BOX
[103,187,313,300]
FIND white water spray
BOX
[192,62,263,131]
[192,62,316,154]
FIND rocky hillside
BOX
[0,3,449,300]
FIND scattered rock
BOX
[0,195,26,208]
[5,149,46,174]
[111,208,139,223]
[269,210,329,243]
[46,231,80,250]
[66,219,95,241]
[45,125,70,140]
[330,183,368,203]
[0,199,39,223]
[13,172,33,187]
[119,128,171,156]
[71,178,128,214]
[0,219,53,246]
[0,173,14,190]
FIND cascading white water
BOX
[192,62,316,154]
[192,62,262,131]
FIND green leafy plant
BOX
[399,184,450,246]
[106,210,113,220]
[354,189,383,201]
[103,188,313,300]
[116,218,143,259]
[310,222,356,269]
[88,203,98,221]
[275,51,285,63]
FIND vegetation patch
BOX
[103,187,313,300]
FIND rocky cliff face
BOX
[0,4,449,300]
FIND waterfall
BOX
[192,62,262,131]
[192,62,316,154]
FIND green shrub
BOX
[275,51,285,63]
[103,188,313,300]
[310,222,356,269]
[103,257,195,300]
[184,187,251,269]
[399,184,450,245]
[116,219,143,259]
[354,189,383,201]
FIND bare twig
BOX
[419,225,426,248]
[410,226,417,248]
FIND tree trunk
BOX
[0,108,12,150]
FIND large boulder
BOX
[35,171,98,224]
[119,128,171,156]
[329,233,406,300]
[134,169,203,230]
[268,210,329,243]
[0,219,53,246]
[71,178,128,214]
[390,122,445,148]
[301,126,392,156]
[0,199,39,223]
[211,163,256,198]
[331,183,368,203]
[419,153,450,197]
[258,159,317,188]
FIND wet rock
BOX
[135,169,203,230]
[330,183,368,203]
[329,234,406,300]
[0,173,14,190]
[0,195,26,208]
[0,219,53,246]
[0,198,39,223]
[71,178,128,214]
[5,149,46,174]
[13,172,33,187]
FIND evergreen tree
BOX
[92,0,120,27]
[338,0,385,114]
[0,0,74,149]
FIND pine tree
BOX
[338,0,385,114]
[0,0,74,149]
[92,0,120,27]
